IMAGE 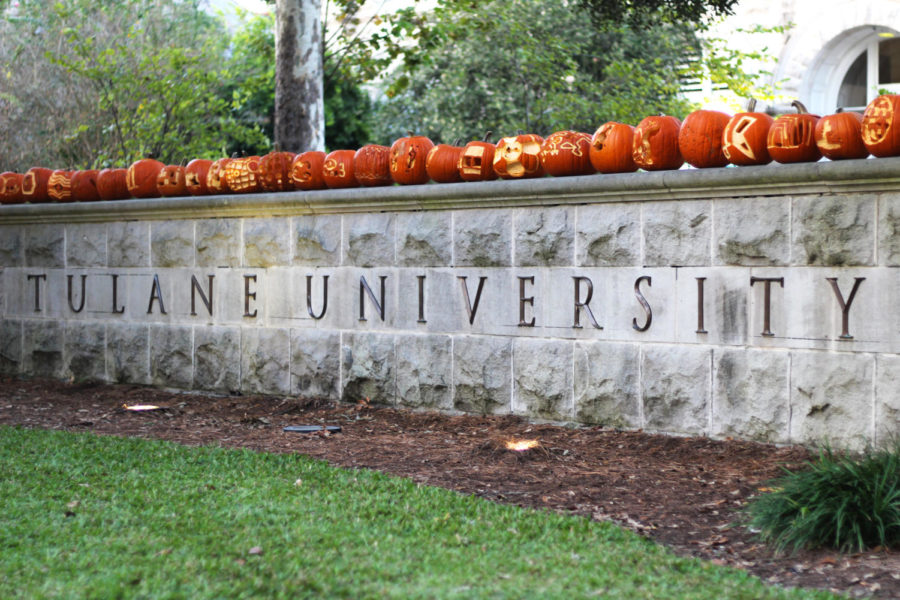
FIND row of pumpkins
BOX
[1,94,898,204]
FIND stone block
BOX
[396,334,452,409]
[454,210,512,267]
[876,354,900,447]
[513,339,573,420]
[453,335,511,415]
[576,203,640,267]
[0,226,23,267]
[515,207,574,267]
[879,193,900,266]
[712,348,790,443]
[291,329,341,401]
[64,322,106,382]
[790,351,874,450]
[149,325,193,388]
[397,212,452,267]
[714,197,790,266]
[108,222,150,268]
[344,213,395,267]
[0,319,22,375]
[107,324,150,385]
[196,219,241,267]
[792,194,875,266]
[22,320,64,379]
[642,345,711,434]
[24,225,65,268]
[674,268,749,346]
[241,327,291,395]
[574,341,640,428]
[66,224,107,267]
[643,200,711,267]
[244,218,291,268]
[151,221,194,268]
[341,332,396,404]
[293,214,341,266]
[194,326,240,393]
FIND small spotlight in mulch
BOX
[122,404,161,411]
[477,437,550,461]
[505,439,540,452]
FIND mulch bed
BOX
[2,377,898,598]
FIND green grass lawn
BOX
[0,426,837,599]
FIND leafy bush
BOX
[745,443,900,554]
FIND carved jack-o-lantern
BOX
[539,130,595,177]
[259,151,297,192]
[426,141,463,183]
[206,158,232,194]
[126,158,165,198]
[390,134,433,185]
[48,170,74,202]
[589,122,637,174]
[184,159,213,196]
[0,172,25,204]
[722,100,774,166]
[678,109,731,168]
[224,156,262,194]
[291,151,327,190]
[815,110,868,160]
[862,94,900,157]
[97,168,130,200]
[22,167,53,203]
[458,134,498,182]
[70,170,101,202]
[493,134,544,179]
[632,116,683,171]
[157,165,188,197]
[767,101,821,164]
[354,144,393,187]
[322,150,358,188]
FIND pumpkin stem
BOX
[483,131,493,143]
[273,142,282,153]
[407,130,415,138]
[791,100,809,114]
[747,98,757,112]
[836,107,845,113]
[451,138,461,146]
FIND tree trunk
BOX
[274,0,325,153]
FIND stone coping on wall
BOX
[1,157,899,224]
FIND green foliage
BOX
[577,0,738,27]
[745,444,900,554]
[0,426,838,599]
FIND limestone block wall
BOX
[2,158,900,449]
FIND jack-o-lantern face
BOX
[632,116,683,171]
[589,122,637,174]
[22,167,53,203]
[815,111,868,160]
[458,138,498,182]
[493,134,544,179]
[291,151,327,190]
[862,94,900,157]
[322,149,358,189]
[722,112,774,165]
[157,165,188,197]
[184,159,213,196]
[48,170,74,202]
[389,134,433,185]
[0,172,25,204]
[767,101,821,164]
[224,156,262,193]
[206,158,232,194]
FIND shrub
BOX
[744,443,900,554]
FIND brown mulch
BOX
[2,378,898,598]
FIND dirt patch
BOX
[1,377,898,598]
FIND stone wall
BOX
[2,158,900,449]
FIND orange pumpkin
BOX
[223,156,262,194]
[206,157,232,194]
[0,172,24,204]
[632,115,683,171]
[22,167,53,203]
[353,144,393,187]
[48,170,74,202]
[861,94,900,158]
[815,110,868,160]
[767,100,821,164]
[259,151,297,192]
[678,109,731,168]
[70,170,100,202]
[126,158,165,198]
[390,133,434,185]
[322,150,358,189]
[493,133,545,179]
[425,141,464,183]
[97,168,130,201]
[589,122,637,174]
[184,159,213,196]
[157,164,188,197]
[722,100,774,166]
[539,130,595,177]
[458,133,499,182]
[291,151,327,190]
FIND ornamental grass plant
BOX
[745,442,900,554]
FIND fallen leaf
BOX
[248,546,263,556]
[66,501,80,509]
[294,478,303,487]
